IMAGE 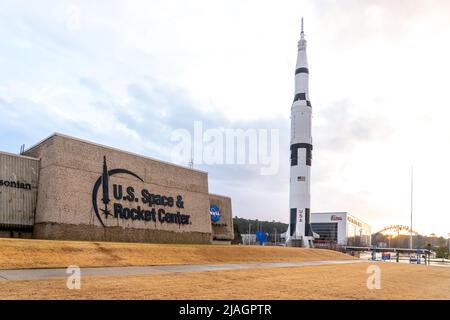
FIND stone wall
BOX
[24,134,214,244]
[209,194,234,241]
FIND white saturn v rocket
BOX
[286,18,315,247]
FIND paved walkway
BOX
[0,259,370,281]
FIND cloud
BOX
[315,98,394,153]
[1,0,450,236]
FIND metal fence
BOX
[0,152,40,231]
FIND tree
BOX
[232,219,242,244]
[435,246,449,259]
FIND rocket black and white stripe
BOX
[287,19,314,246]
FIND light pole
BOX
[448,233,450,250]
[410,166,413,249]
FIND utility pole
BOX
[410,166,414,249]
[248,223,251,245]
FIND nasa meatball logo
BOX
[92,156,190,227]
[210,204,221,223]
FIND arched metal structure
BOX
[376,225,418,236]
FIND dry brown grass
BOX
[1,263,449,300]
[0,238,353,269]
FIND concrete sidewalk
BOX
[0,259,370,281]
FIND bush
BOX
[434,246,449,259]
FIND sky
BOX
[1,0,449,237]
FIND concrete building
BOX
[209,194,233,243]
[0,133,233,244]
[310,212,371,247]
[241,234,257,245]
[0,152,39,238]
